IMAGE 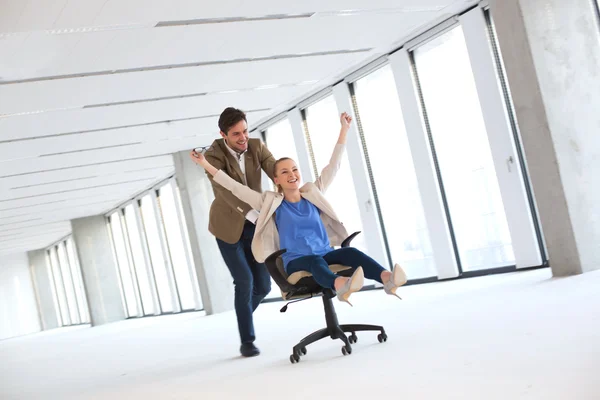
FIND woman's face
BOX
[274,159,301,191]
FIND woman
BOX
[191,112,407,305]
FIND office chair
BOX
[264,232,388,364]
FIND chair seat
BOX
[286,264,351,285]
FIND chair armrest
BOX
[341,231,361,248]
[264,249,297,293]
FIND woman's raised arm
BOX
[314,112,352,193]
[189,150,264,211]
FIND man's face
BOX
[221,120,249,153]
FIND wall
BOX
[0,252,41,340]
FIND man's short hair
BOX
[218,107,247,135]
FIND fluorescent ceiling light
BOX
[0,106,82,119]
[43,23,154,35]
[0,23,154,38]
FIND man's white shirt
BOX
[225,143,260,224]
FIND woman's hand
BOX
[190,149,206,165]
[337,112,352,144]
[190,149,218,176]
[340,112,352,132]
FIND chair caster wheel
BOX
[290,353,300,364]
[294,347,307,357]
[342,345,352,356]
[348,334,358,344]
[377,333,388,343]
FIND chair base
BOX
[288,289,387,363]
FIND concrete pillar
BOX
[489,0,600,276]
[71,216,126,325]
[172,150,234,315]
[28,249,60,330]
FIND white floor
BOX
[1,268,598,400]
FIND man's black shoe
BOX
[240,342,260,357]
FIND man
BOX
[194,107,276,357]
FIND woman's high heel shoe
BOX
[336,267,364,306]
[383,264,407,299]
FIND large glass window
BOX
[123,204,157,315]
[413,26,514,271]
[45,236,89,327]
[48,247,71,326]
[140,194,176,313]
[56,242,80,324]
[65,238,90,323]
[106,178,204,317]
[108,211,141,317]
[157,182,200,311]
[303,95,366,251]
[353,65,436,279]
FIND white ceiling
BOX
[0,0,476,256]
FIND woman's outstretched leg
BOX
[285,254,364,304]
[324,247,407,297]
[323,247,387,282]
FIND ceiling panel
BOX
[0,178,162,210]
[0,85,309,141]
[52,0,109,29]
[0,53,365,115]
[0,156,174,191]
[0,0,29,33]
[8,31,82,80]
[0,167,173,201]
[0,195,123,219]
[10,0,69,32]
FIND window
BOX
[65,238,90,323]
[56,242,80,324]
[412,26,514,271]
[48,247,71,326]
[157,182,201,311]
[303,95,366,251]
[45,236,90,327]
[108,211,141,317]
[140,194,176,313]
[123,204,157,315]
[107,178,203,317]
[353,65,436,279]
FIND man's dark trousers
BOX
[216,221,271,344]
